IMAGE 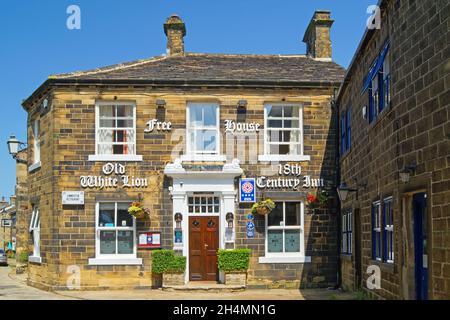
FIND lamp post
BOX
[7,135,27,163]
[399,162,417,184]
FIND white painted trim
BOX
[28,256,42,264]
[259,256,311,264]
[258,155,311,162]
[88,258,143,266]
[88,154,143,162]
[180,154,226,163]
[28,162,42,172]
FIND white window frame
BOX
[259,201,310,264]
[89,102,143,162]
[372,201,382,262]
[182,102,225,162]
[88,201,142,266]
[258,104,310,162]
[187,194,221,217]
[383,197,394,264]
[29,205,41,264]
[29,119,42,172]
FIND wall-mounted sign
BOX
[225,120,261,134]
[239,178,256,203]
[257,164,325,191]
[174,230,183,244]
[138,231,162,249]
[1,219,13,227]
[246,221,255,231]
[144,119,172,133]
[80,163,148,189]
[62,191,85,205]
[247,230,255,239]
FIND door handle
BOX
[204,243,209,248]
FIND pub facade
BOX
[21,12,345,290]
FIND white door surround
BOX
[164,159,243,284]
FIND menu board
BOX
[138,231,162,249]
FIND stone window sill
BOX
[88,155,143,162]
[28,162,41,173]
[88,258,143,266]
[369,259,396,274]
[28,256,42,264]
[180,154,227,162]
[340,254,353,262]
[258,155,311,163]
[259,256,311,264]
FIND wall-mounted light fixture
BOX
[7,135,27,163]
[337,181,367,202]
[174,212,183,229]
[226,212,234,228]
[399,161,417,184]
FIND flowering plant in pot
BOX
[128,202,150,219]
[251,199,276,216]
[306,191,328,213]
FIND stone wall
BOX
[25,86,339,290]
[338,0,449,299]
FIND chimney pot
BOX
[164,14,186,56]
[303,10,334,61]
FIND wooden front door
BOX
[189,216,219,282]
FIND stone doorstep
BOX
[163,282,246,293]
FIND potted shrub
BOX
[251,199,276,216]
[152,250,186,286]
[217,249,251,286]
[306,191,329,214]
[128,202,150,219]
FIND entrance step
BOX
[163,282,245,293]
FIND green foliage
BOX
[217,249,251,272]
[17,252,29,263]
[152,250,186,274]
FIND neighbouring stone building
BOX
[20,11,345,291]
[337,0,449,299]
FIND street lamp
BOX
[399,162,417,183]
[7,135,27,162]
[336,183,357,202]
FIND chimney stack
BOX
[303,10,334,61]
[164,14,186,56]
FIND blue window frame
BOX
[372,201,382,261]
[366,41,390,123]
[340,107,352,155]
[383,197,394,263]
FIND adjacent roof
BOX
[23,53,345,108]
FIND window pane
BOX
[99,105,114,117]
[189,106,203,126]
[268,130,282,143]
[116,119,134,128]
[118,231,134,254]
[116,105,133,117]
[203,105,217,127]
[285,202,301,226]
[283,131,300,143]
[279,144,290,155]
[268,203,283,226]
[117,203,133,227]
[285,230,300,253]
[283,106,294,118]
[268,230,283,253]
[267,106,283,117]
[283,120,299,128]
[268,120,283,128]
[100,119,115,128]
[99,203,115,227]
[100,231,116,254]
[195,130,217,152]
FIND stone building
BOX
[21,12,345,291]
[337,0,449,299]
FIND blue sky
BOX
[0,0,375,198]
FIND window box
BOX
[28,256,42,264]
[224,272,247,286]
[162,273,186,287]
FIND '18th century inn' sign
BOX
[80,163,148,189]
[257,164,324,190]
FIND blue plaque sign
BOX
[239,178,256,203]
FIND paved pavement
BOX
[0,264,354,300]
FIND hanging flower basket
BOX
[252,199,276,216]
[306,191,329,214]
[128,202,150,219]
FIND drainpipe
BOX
[332,88,342,290]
